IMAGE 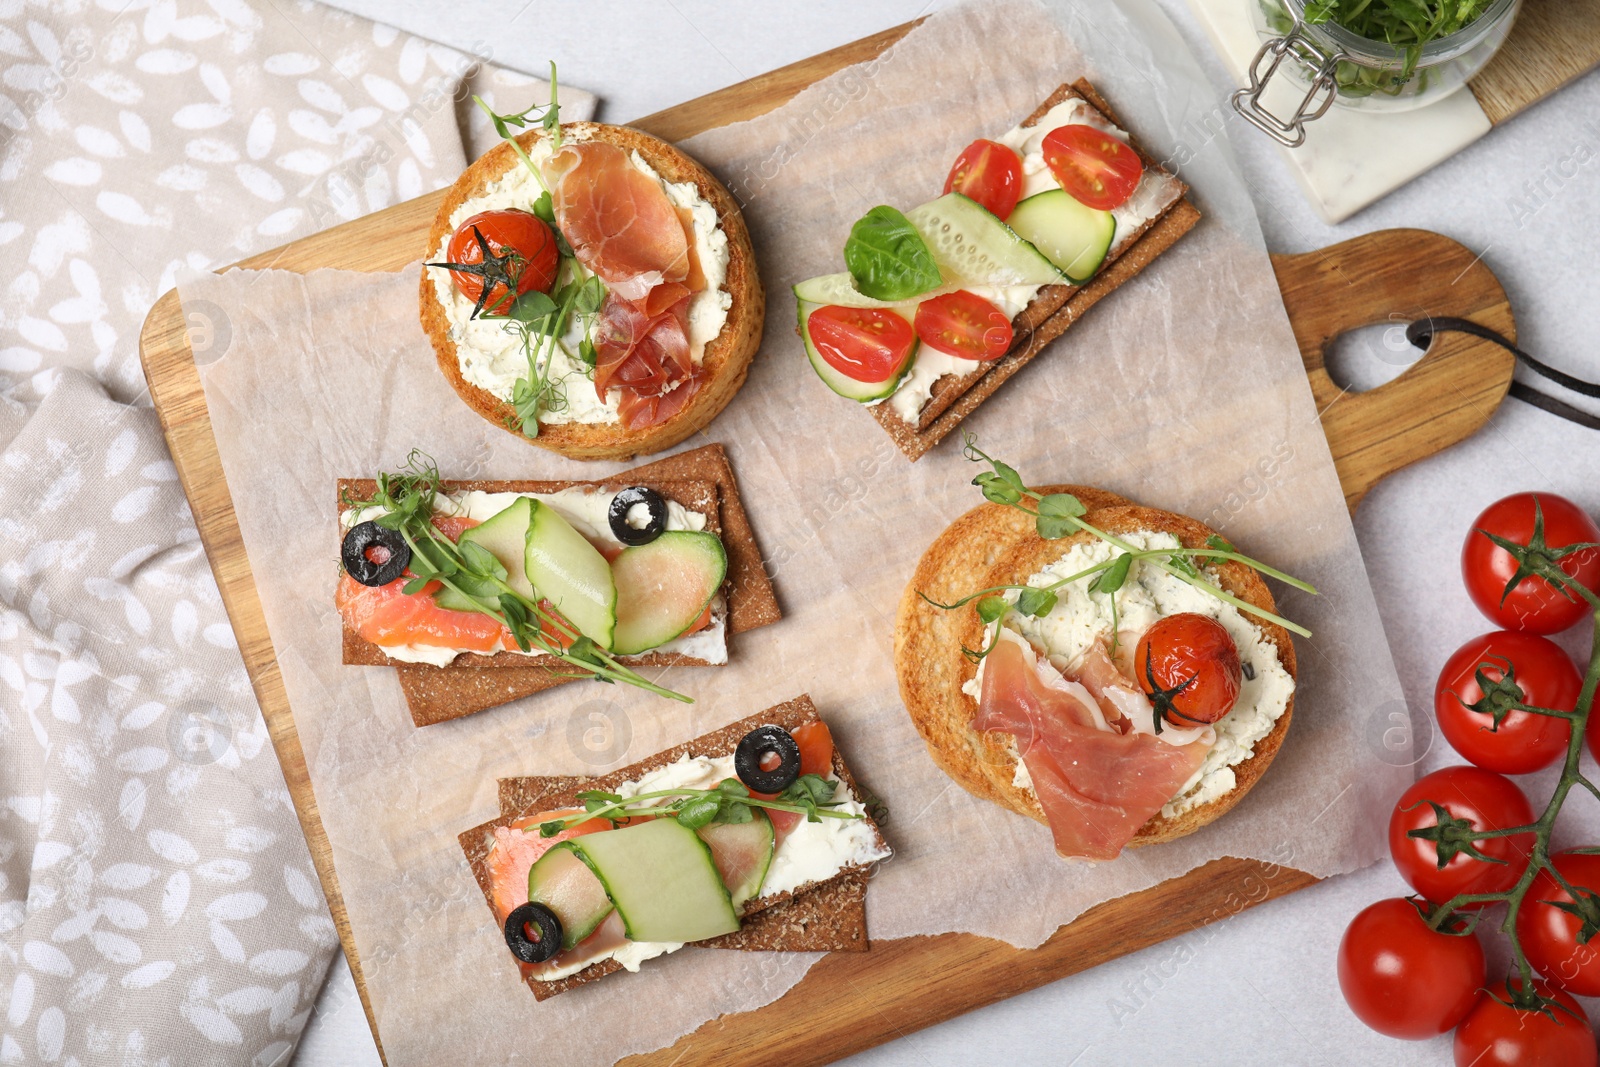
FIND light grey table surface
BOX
[290,2,1600,1065]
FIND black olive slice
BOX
[341,521,410,587]
[608,486,668,546]
[735,725,802,795]
[503,901,563,964]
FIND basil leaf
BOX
[843,205,941,301]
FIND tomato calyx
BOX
[1479,497,1600,609]
[1404,799,1511,870]
[1460,653,1532,729]
[1140,652,1199,735]
[1545,884,1600,946]
[426,224,528,319]
[1491,974,1588,1021]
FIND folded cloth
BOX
[0,2,595,1063]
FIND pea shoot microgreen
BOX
[920,435,1317,662]
[536,774,862,838]
[341,451,689,703]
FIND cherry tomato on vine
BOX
[1462,492,1600,635]
[943,139,1024,220]
[1516,850,1600,997]
[1134,613,1242,728]
[1436,631,1581,775]
[914,290,1013,361]
[807,306,916,384]
[1040,124,1143,211]
[1388,766,1535,906]
[1453,978,1596,1067]
[444,209,560,309]
[1337,897,1486,1039]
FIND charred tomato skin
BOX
[1134,612,1242,727]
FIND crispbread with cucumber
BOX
[797,80,1199,461]
[894,444,1304,860]
[459,696,890,1000]
[335,442,779,726]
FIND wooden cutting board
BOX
[136,24,1516,1067]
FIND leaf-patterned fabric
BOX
[0,3,594,1063]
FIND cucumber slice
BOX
[793,272,952,309]
[459,497,535,599]
[904,193,1065,287]
[526,842,614,950]
[610,531,727,656]
[697,810,775,911]
[798,299,917,403]
[1005,190,1116,284]
[525,500,617,650]
[569,819,739,943]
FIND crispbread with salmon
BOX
[895,497,1297,848]
[459,696,887,1001]
[422,122,763,461]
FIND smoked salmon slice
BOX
[975,630,1210,860]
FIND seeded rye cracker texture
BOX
[460,695,886,1001]
[863,80,1200,461]
[895,492,1297,846]
[338,442,780,726]
[421,122,764,461]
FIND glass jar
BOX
[1233,0,1522,146]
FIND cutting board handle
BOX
[1271,228,1516,511]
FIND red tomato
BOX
[1041,124,1143,211]
[808,305,916,384]
[914,290,1013,361]
[943,139,1024,220]
[1134,613,1242,728]
[1436,632,1580,774]
[1517,851,1600,996]
[1462,493,1600,635]
[1338,897,1486,1039]
[1389,766,1535,906]
[446,209,560,310]
[790,721,835,778]
[1453,978,1596,1067]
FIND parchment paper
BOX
[180,2,1413,1063]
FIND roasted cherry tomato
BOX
[1435,631,1580,775]
[943,138,1024,220]
[1388,766,1534,906]
[1338,897,1486,1040]
[807,305,916,384]
[1040,124,1143,211]
[446,209,560,310]
[1462,492,1600,635]
[1134,613,1242,728]
[1453,978,1596,1067]
[914,290,1013,361]
[1516,851,1600,996]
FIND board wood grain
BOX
[1470,0,1600,126]
[137,25,1516,1067]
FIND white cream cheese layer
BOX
[342,487,727,667]
[427,126,732,426]
[537,748,891,979]
[963,530,1294,818]
[882,99,1179,424]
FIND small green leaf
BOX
[1015,586,1057,618]
[567,636,605,670]
[717,778,750,797]
[715,799,754,824]
[976,595,1009,624]
[1037,493,1085,519]
[973,471,1023,507]
[400,576,429,596]
[459,540,507,581]
[1089,552,1133,596]
[577,335,597,367]
[675,795,720,830]
[530,191,555,224]
[507,290,557,324]
[574,274,606,315]
[842,204,942,301]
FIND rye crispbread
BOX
[894,496,1298,851]
[459,695,886,1000]
[421,122,763,461]
[864,80,1200,461]
[339,442,780,727]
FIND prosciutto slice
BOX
[975,630,1210,860]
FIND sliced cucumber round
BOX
[610,531,727,656]
[526,842,614,951]
[798,299,917,403]
[569,819,739,943]
[697,810,775,912]
[459,497,535,599]
[524,500,617,650]
[904,193,1065,287]
[1006,190,1116,284]
[794,272,952,309]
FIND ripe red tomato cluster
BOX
[1339,492,1600,1065]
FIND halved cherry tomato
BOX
[790,720,836,778]
[1388,766,1534,906]
[1452,978,1596,1067]
[943,139,1024,220]
[1041,124,1142,211]
[914,290,1013,361]
[1462,492,1600,635]
[1134,613,1242,728]
[808,305,916,383]
[446,208,560,310]
[1337,897,1485,1039]
[1516,850,1600,996]
[1435,631,1579,775]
